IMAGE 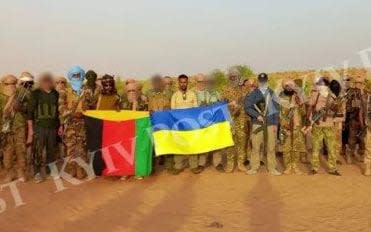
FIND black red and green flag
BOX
[84,110,152,177]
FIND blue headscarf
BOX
[67,65,85,95]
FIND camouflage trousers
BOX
[348,120,365,156]
[1,127,26,178]
[63,118,87,179]
[250,125,277,171]
[364,129,371,164]
[281,128,305,168]
[224,123,247,168]
[334,123,343,157]
[311,126,337,172]
[174,155,199,170]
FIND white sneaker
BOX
[120,176,129,181]
[134,176,144,180]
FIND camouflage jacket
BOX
[82,85,102,110]
[145,89,171,112]
[222,84,248,125]
[58,88,92,124]
[120,95,148,111]
[279,91,306,130]
[0,90,27,131]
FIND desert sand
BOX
[1,158,371,232]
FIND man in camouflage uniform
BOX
[146,75,173,171]
[279,79,306,175]
[84,70,102,110]
[306,77,342,175]
[146,75,171,112]
[363,89,371,175]
[121,81,148,111]
[59,66,93,179]
[54,76,67,161]
[222,68,248,173]
[95,74,121,110]
[55,76,67,93]
[163,76,174,99]
[18,72,34,178]
[0,75,27,182]
[344,76,368,163]
[328,79,346,165]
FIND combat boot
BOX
[364,163,371,176]
[237,162,248,172]
[224,162,234,173]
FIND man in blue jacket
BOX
[244,73,281,175]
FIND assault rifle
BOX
[301,93,349,134]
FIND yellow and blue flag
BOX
[150,102,234,155]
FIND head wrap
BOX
[67,65,85,95]
[228,67,241,87]
[19,71,34,82]
[101,74,117,95]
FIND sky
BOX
[1,0,371,78]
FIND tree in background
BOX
[115,76,124,94]
[233,64,254,80]
[208,69,227,91]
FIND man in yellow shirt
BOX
[170,74,202,174]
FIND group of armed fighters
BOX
[0,65,370,184]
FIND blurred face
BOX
[152,79,163,91]
[55,79,66,90]
[126,85,138,102]
[164,78,172,90]
[2,79,17,95]
[196,78,207,90]
[178,77,188,91]
[40,77,54,91]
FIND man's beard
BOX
[284,89,295,96]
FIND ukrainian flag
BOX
[151,102,234,156]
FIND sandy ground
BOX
[1,158,371,232]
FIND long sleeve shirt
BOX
[27,88,59,129]
[244,88,280,126]
[171,90,198,109]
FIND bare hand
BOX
[58,125,64,136]
[257,116,264,122]
[26,131,33,145]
